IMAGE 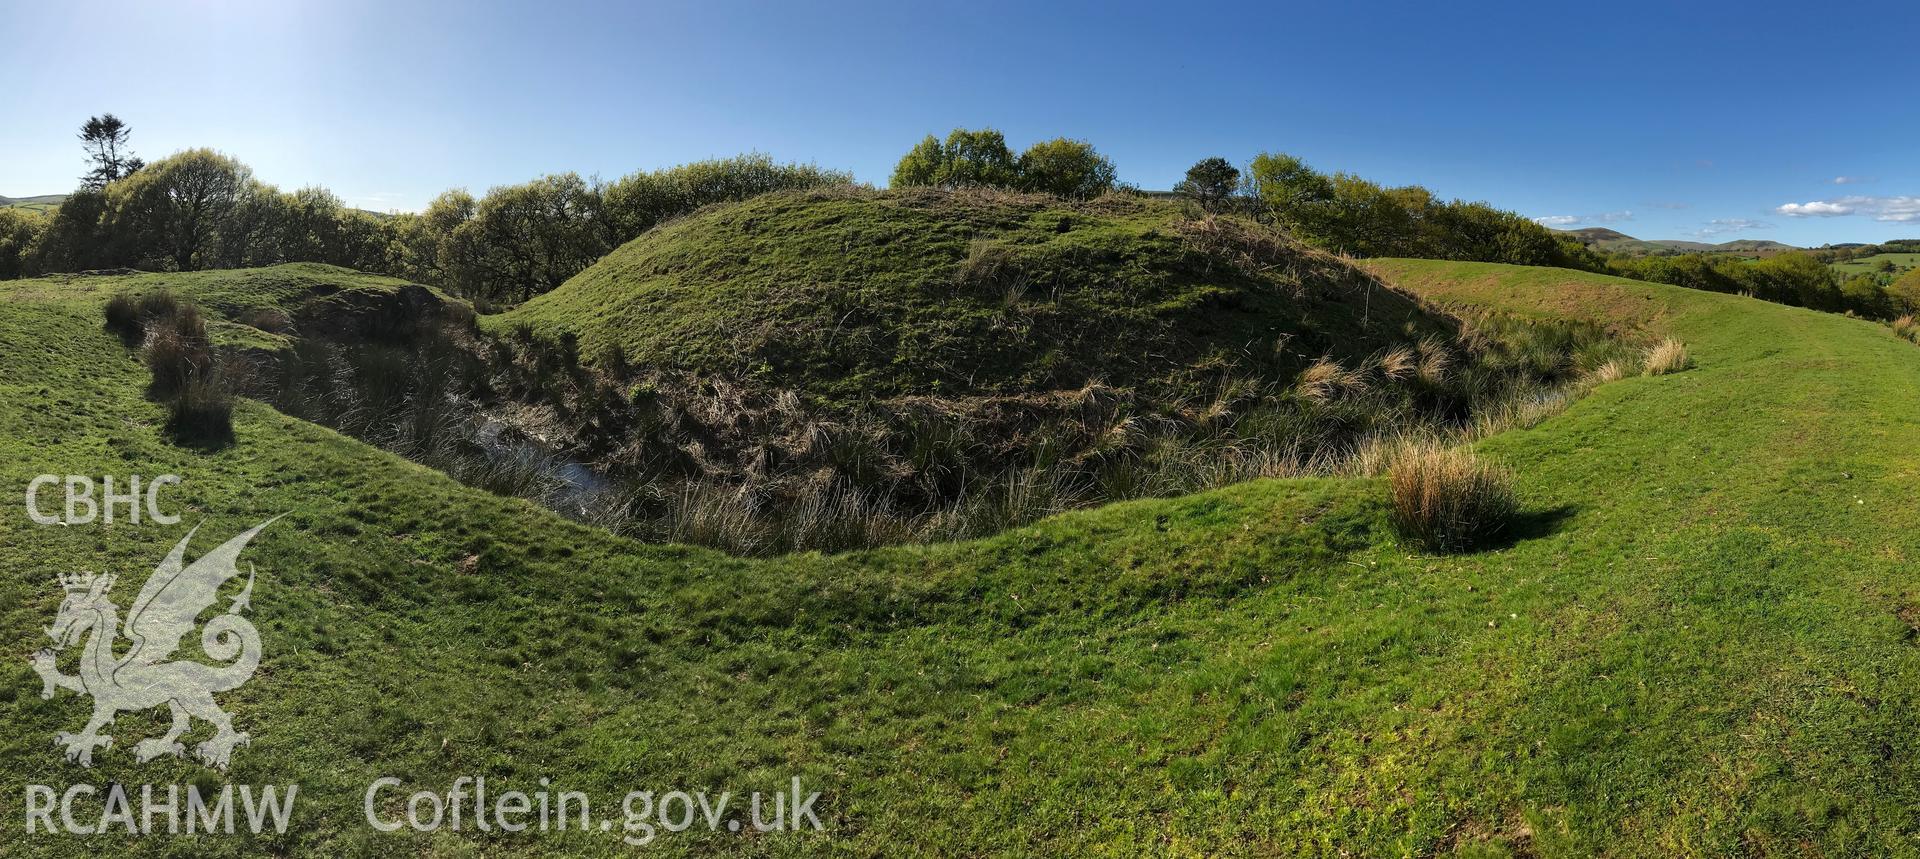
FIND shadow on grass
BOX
[162,420,235,452]
[1480,503,1577,551]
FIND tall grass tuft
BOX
[1587,359,1630,385]
[163,371,235,446]
[144,305,215,398]
[1641,339,1690,376]
[114,296,235,446]
[103,289,183,346]
[1388,443,1517,552]
[1892,315,1920,344]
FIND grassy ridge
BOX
[5,259,1920,854]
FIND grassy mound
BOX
[23,262,463,351]
[494,187,1449,401]
[10,258,1920,854]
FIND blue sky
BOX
[3,0,1916,246]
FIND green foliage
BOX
[600,153,851,241]
[8,146,850,309]
[1606,251,1883,317]
[1243,151,1591,270]
[892,129,1110,197]
[1013,138,1116,199]
[1175,157,1241,212]
[1246,152,1334,226]
[453,172,608,304]
[1890,267,1920,315]
[388,155,851,305]
[0,207,46,280]
[106,148,260,270]
[936,128,1017,188]
[890,135,946,188]
[30,188,111,274]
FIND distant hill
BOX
[1,193,396,219]
[1558,227,1677,255]
[1557,227,1801,257]
[1712,239,1798,252]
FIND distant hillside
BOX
[0,193,65,214]
[1559,227,1674,255]
[1710,239,1798,252]
[1557,226,1801,257]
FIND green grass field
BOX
[7,259,1920,855]
[1831,252,1920,278]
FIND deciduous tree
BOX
[1175,157,1240,212]
[1014,138,1116,200]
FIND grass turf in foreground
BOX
[3,259,1920,854]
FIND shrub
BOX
[1642,339,1690,376]
[1388,444,1517,552]
[1175,157,1242,213]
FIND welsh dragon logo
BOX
[29,517,279,770]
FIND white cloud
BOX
[1777,200,1854,217]
[1833,176,1869,185]
[1775,196,1920,222]
[1531,210,1633,227]
[1691,218,1774,238]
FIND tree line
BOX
[8,116,1903,321]
[889,131,1603,271]
[1606,252,1920,320]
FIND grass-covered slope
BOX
[494,188,1447,401]
[6,260,1920,854]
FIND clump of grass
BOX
[1388,443,1517,552]
[1892,315,1919,344]
[1376,346,1416,381]
[144,305,215,398]
[163,371,235,447]
[1588,359,1630,385]
[1295,357,1364,403]
[110,295,236,446]
[1642,339,1691,376]
[103,293,142,344]
[238,307,294,334]
[102,288,182,346]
